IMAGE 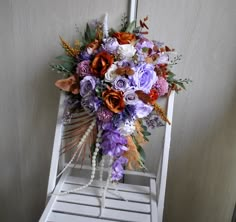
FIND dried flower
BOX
[55,75,79,95]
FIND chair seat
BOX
[40,170,157,222]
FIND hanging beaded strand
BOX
[55,127,102,195]
[99,156,105,182]
[56,118,97,179]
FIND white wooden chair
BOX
[39,2,175,220]
[39,90,175,222]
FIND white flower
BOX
[104,64,118,82]
[118,120,136,136]
[118,44,136,59]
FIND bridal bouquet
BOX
[52,15,190,182]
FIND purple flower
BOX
[79,50,92,60]
[124,89,139,105]
[80,76,96,97]
[135,100,153,118]
[135,38,154,51]
[116,59,135,68]
[118,119,135,136]
[101,129,127,157]
[152,40,164,48]
[81,94,101,113]
[153,77,169,96]
[112,76,130,91]
[97,106,113,122]
[76,60,91,77]
[157,54,169,64]
[111,156,128,181]
[130,63,158,93]
[102,37,119,54]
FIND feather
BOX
[123,136,141,169]
[58,110,97,177]
[153,103,171,125]
[103,13,109,38]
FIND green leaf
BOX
[85,23,96,42]
[61,62,74,72]
[142,47,149,53]
[142,131,151,137]
[137,145,146,163]
[176,81,186,90]
[125,21,136,33]
[50,64,71,73]
[109,28,116,35]
[141,124,147,131]
[56,55,76,63]
[168,71,176,79]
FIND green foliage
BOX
[109,28,116,36]
[125,21,136,33]
[132,136,146,166]
[167,71,192,91]
[120,14,128,32]
[169,54,182,67]
[51,54,76,74]
[50,64,72,73]
[139,120,151,142]
[83,23,96,45]
[55,55,76,63]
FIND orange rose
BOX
[113,32,136,44]
[102,88,125,113]
[91,51,114,77]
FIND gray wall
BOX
[0,1,128,221]
[138,0,236,221]
[0,0,236,222]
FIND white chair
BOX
[39,90,175,222]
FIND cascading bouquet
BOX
[52,14,190,183]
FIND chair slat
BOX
[61,183,150,203]
[65,176,150,194]
[48,212,116,222]
[57,193,151,213]
[52,201,151,222]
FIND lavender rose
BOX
[123,89,139,105]
[76,60,91,77]
[157,53,169,64]
[102,37,119,54]
[135,100,153,118]
[130,63,158,93]
[79,50,92,60]
[80,76,96,97]
[81,94,101,113]
[135,38,154,51]
[113,76,130,91]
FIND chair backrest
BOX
[46,91,175,198]
[46,92,65,196]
